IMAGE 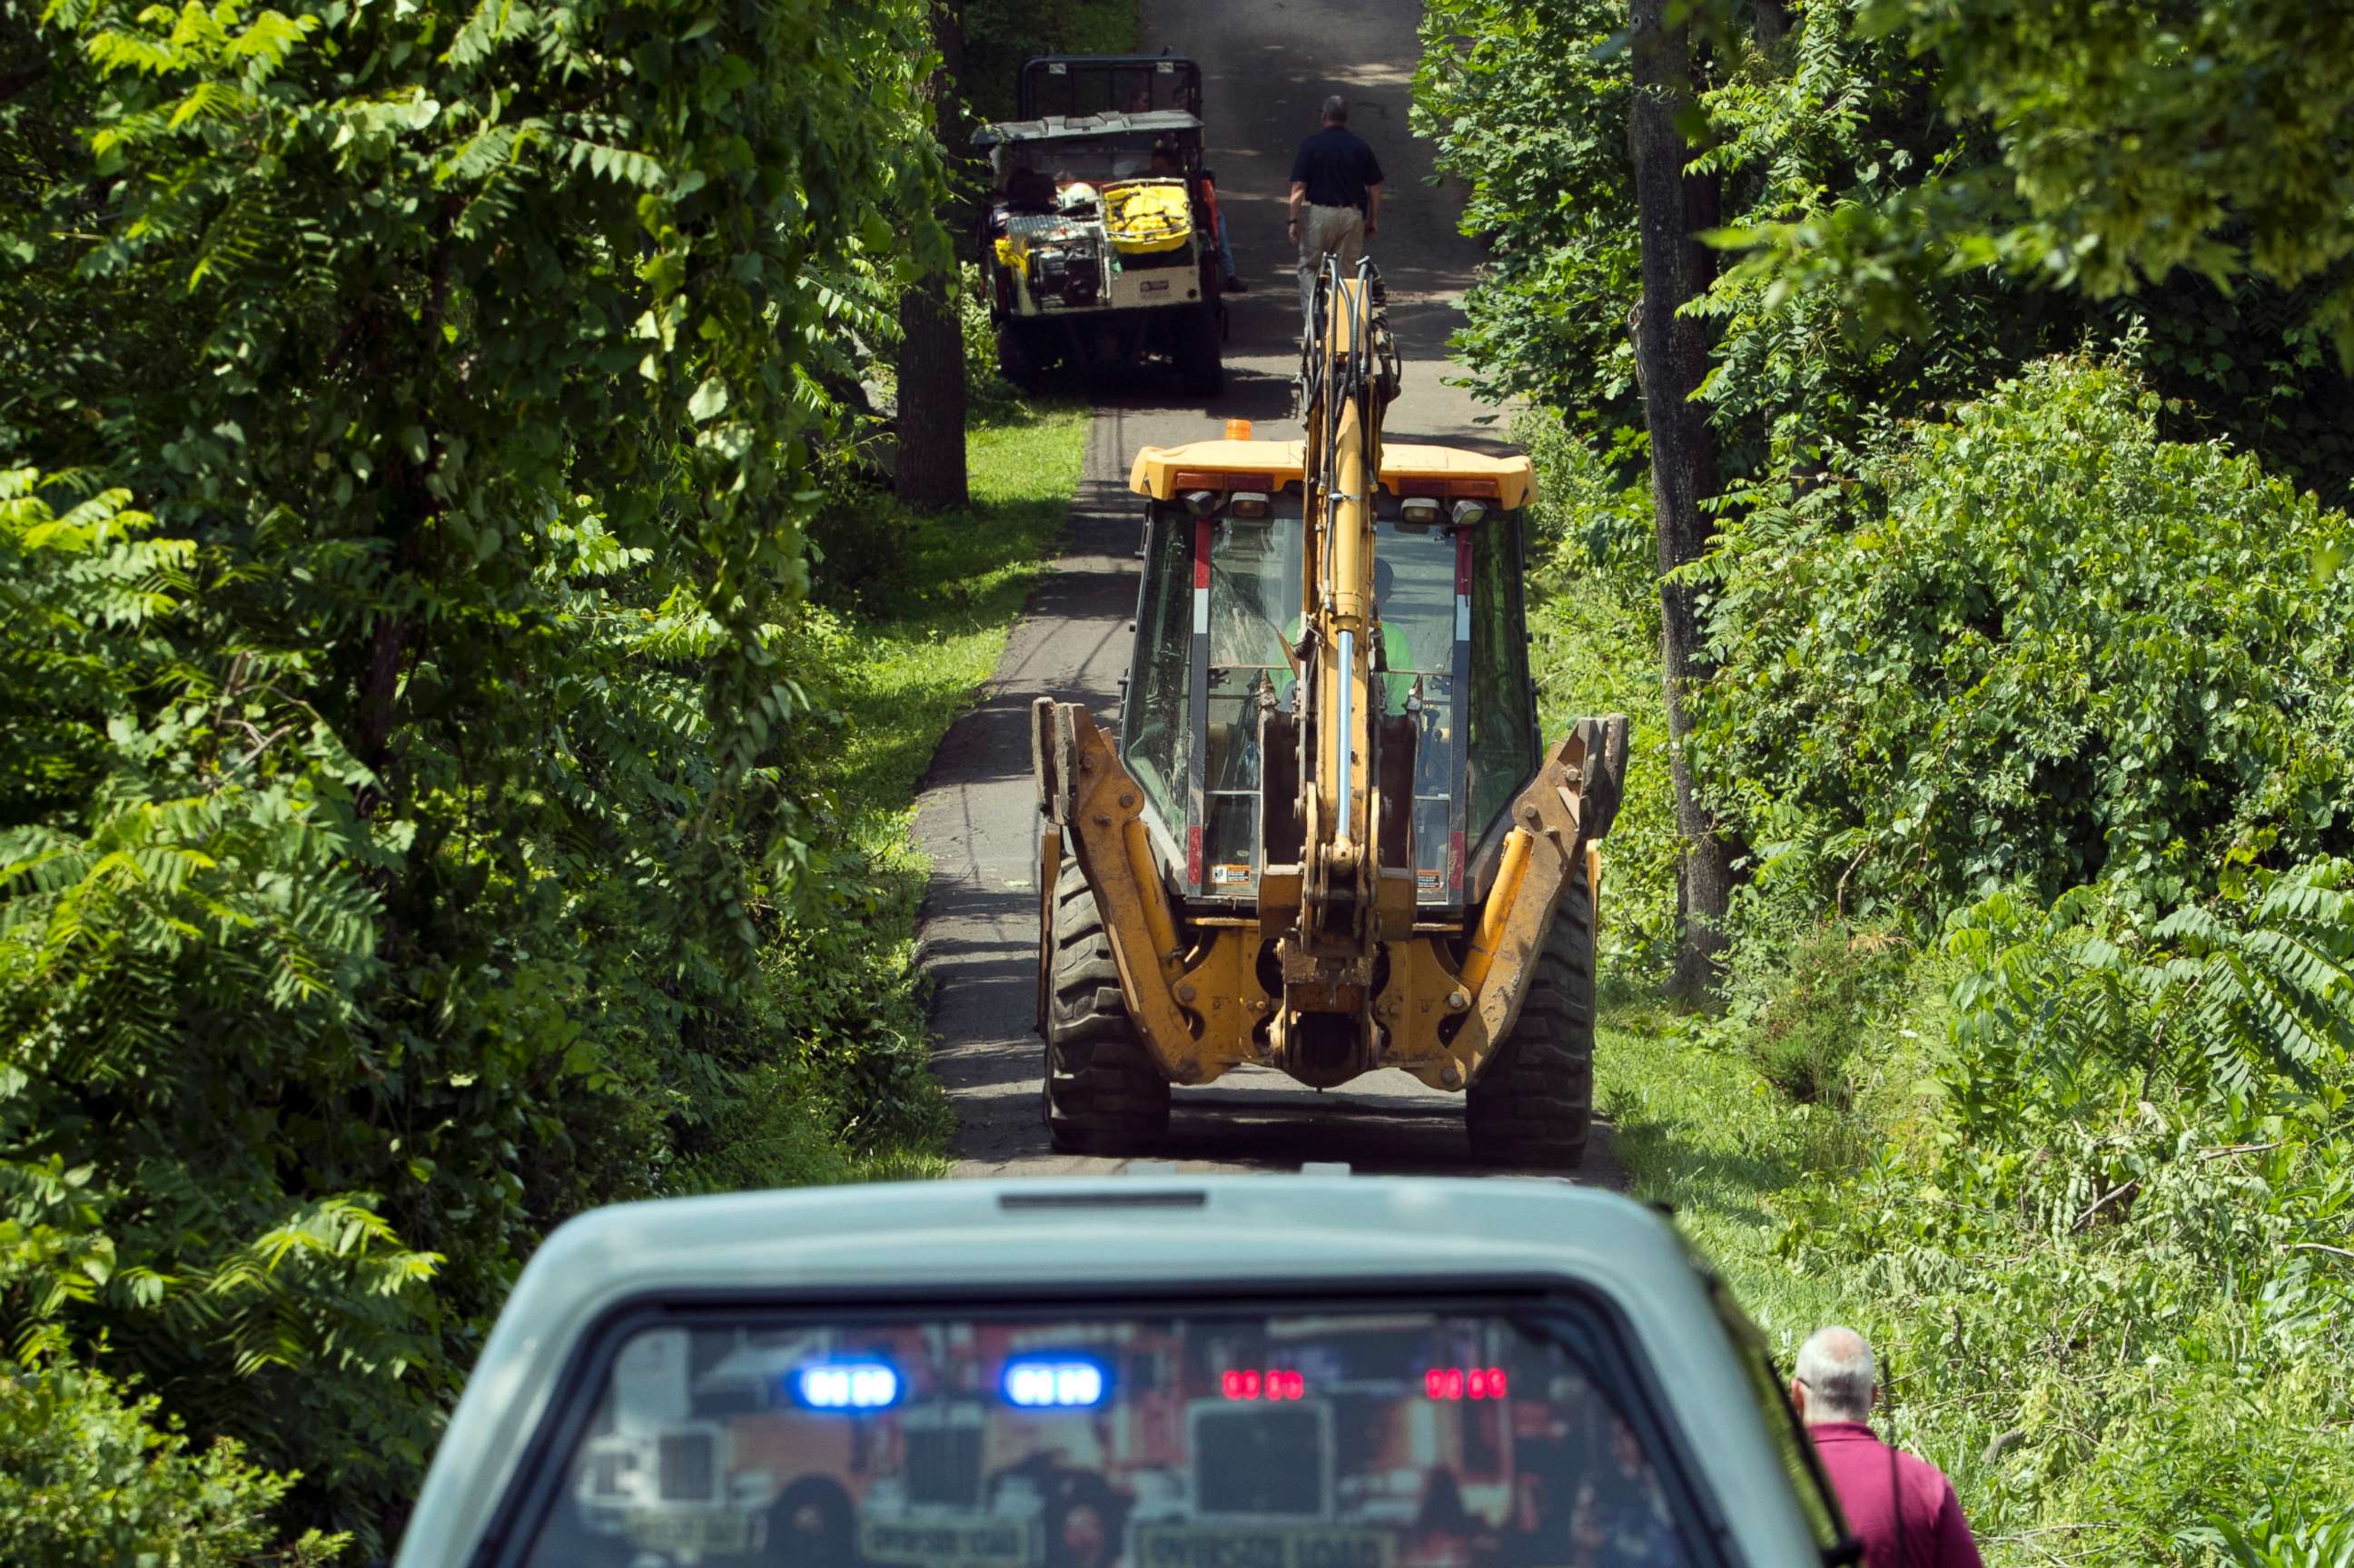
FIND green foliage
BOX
[0,0,964,1544]
[960,261,1025,423]
[963,0,1140,124]
[2196,1495,2354,1568]
[1780,860,2354,1563]
[1737,924,1911,1106]
[1693,351,2354,928]
[1600,873,2354,1563]
[1413,0,1637,418]
[1949,863,2354,1119]
[0,1341,345,1566]
[1521,415,1682,974]
[1755,0,2354,360]
[1419,1,2354,500]
[1429,0,2354,1556]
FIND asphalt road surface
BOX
[911,0,1620,1182]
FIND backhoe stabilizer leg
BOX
[1385,715,1628,1088]
[1031,697,1210,1083]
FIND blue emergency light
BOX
[1002,1356,1108,1409]
[794,1360,901,1411]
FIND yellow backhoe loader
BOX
[1030,259,1627,1168]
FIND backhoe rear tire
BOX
[1174,301,1223,398]
[1043,860,1172,1153]
[1464,868,1596,1172]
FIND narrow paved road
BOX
[911,0,1620,1181]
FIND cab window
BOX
[1122,508,1192,830]
[1467,514,1538,846]
[1201,515,1301,885]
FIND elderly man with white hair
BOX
[1791,1327,1985,1567]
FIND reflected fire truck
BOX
[566,1315,1600,1568]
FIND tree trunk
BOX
[895,0,969,514]
[1628,0,1737,997]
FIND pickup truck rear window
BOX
[508,1303,1706,1568]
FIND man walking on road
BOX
[1289,94,1384,326]
[1793,1327,1985,1568]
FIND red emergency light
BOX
[1423,1367,1508,1401]
[1221,1368,1306,1401]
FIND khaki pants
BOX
[1297,202,1366,329]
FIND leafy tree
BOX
[0,0,945,1543]
[1415,0,1638,422]
[1740,0,2354,361]
[898,0,973,515]
[1627,0,1739,991]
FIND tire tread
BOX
[1043,862,1172,1151]
[1464,871,1597,1170]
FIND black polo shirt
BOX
[1290,126,1384,213]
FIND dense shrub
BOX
[1777,864,2354,1561]
[1694,352,2354,929]
[0,1344,343,1566]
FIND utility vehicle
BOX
[975,54,1225,393]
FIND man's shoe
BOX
[1223,274,1250,292]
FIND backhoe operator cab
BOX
[1120,447,1541,915]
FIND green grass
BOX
[1597,1005,1845,1344]
[791,408,1090,1182]
[827,410,1090,822]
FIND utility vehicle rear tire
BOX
[1464,868,1596,1171]
[1174,302,1223,397]
[1043,861,1172,1153]
[997,322,1044,391]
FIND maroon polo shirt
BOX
[1807,1422,1985,1568]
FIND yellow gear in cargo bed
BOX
[1101,179,1194,254]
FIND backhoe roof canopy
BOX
[1130,438,1536,510]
